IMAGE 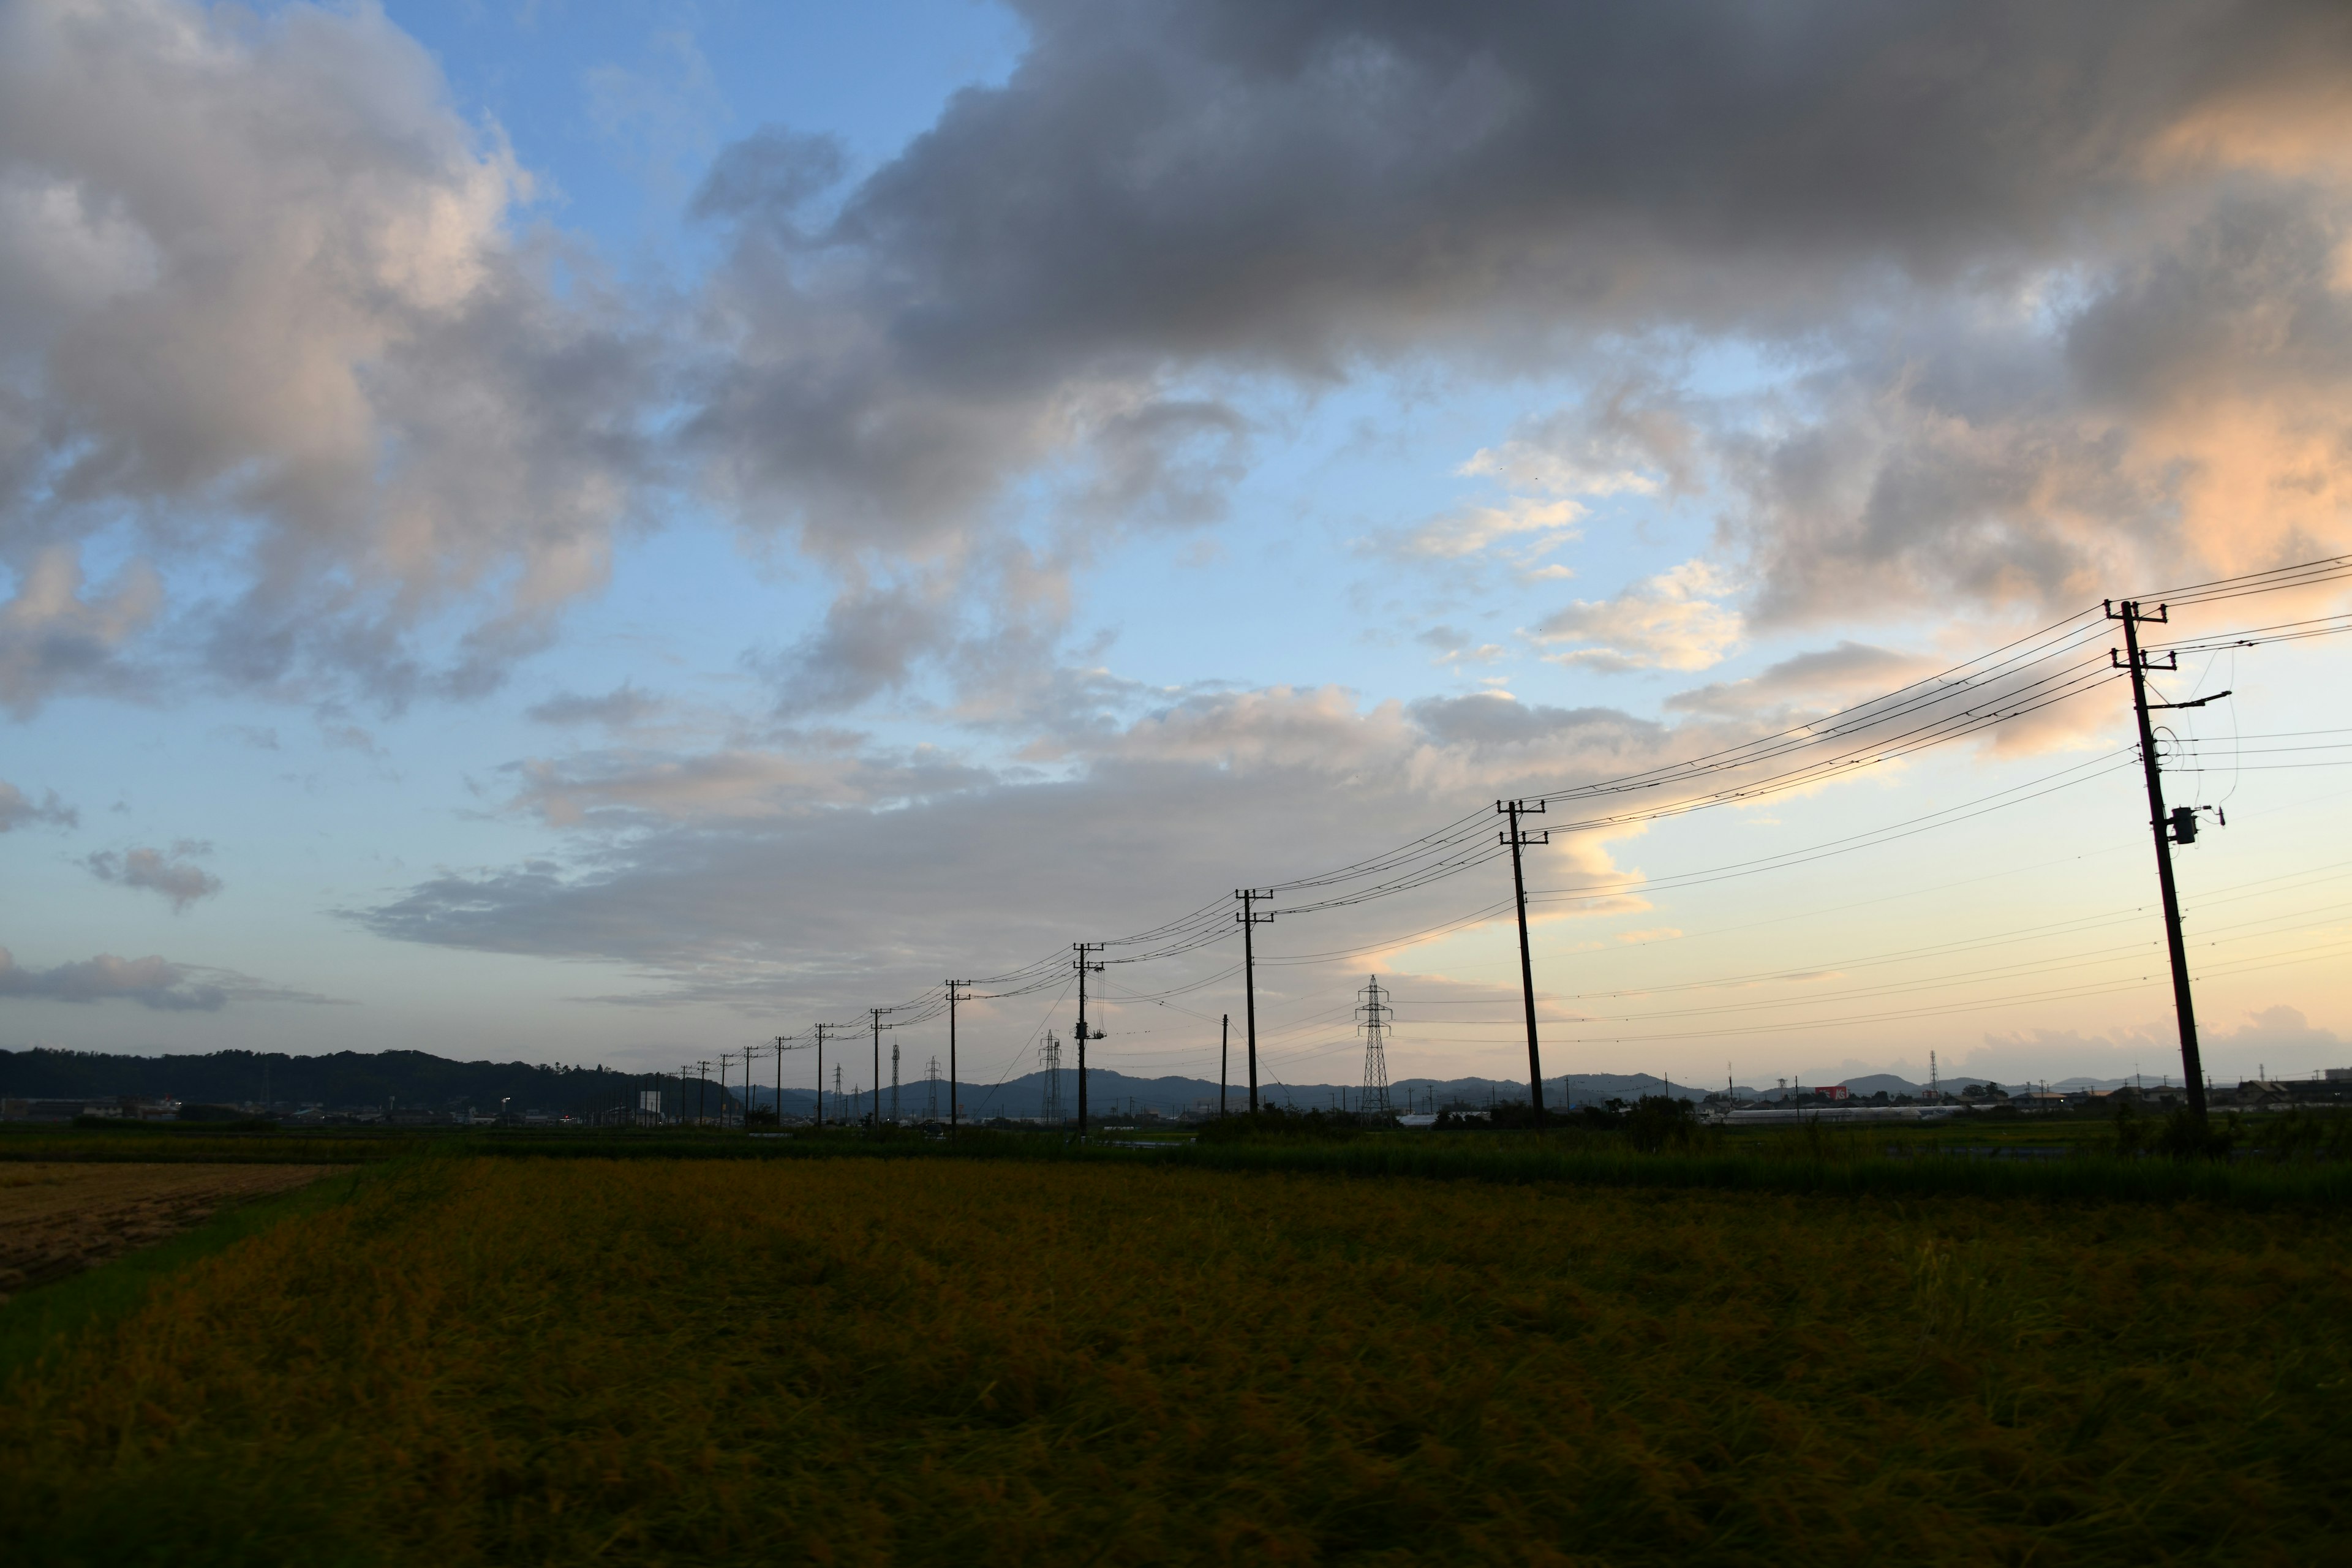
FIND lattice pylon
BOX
[1359,974,1393,1116]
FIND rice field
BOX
[0,1161,330,1301]
[2,1154,2346,1565]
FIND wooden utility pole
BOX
[945,981,972,1130]
[1072,944,1104,1134]
[1499,799,1550,1120]
[2108,599,2229,1123]
[1235,890,1273,1114]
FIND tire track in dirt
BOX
[0,1163,332,1302]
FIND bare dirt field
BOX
[0,1163,330,1302]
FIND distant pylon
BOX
[1358,974,1393,1116]
[925,1054,941,1121]
[1040,1030,1064,1123]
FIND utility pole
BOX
[1236,889,1273,1114]
[1220,1013,1229,1118]
[1073,944,1104,1134]
[945,980,971,1131]
[870,1008,888,1131]
[1499,799,1550,1119]
[2109,598,2229,1123]
[696,1060,710,1126]
[891,1032,902,1126]
[814,1023,827,1128]
[774,1037,785,1126]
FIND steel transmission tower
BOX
[925,1055,940,1121]
[1040,1031,1064,1123]
[1357,975,1394,1117]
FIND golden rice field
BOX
[2,1155,2346,1566]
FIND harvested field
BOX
[4,1154,2349,1565]
[0,1163,330,1302]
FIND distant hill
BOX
[1,1047,1741,1120]
[17,1046,2133,1120]
[0,1047,739,1120]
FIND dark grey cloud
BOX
[0,948,222,1009]
[85,843,222,912]
[10,0,2352,735]
[682,0,2352,662]
[0,945,343,1010]
[0,777,75,831]
[747,581,963,717]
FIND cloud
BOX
[0,947,220,1009]
[0,777,75,831]
[1459,377,1697,499]
[4,0,2345,732]
[85,843,222,911]
[0,0,660,714]
[526,682,661,728]
[0,546,159,717]
[1668,640,1943,717]
[666,0,2352,701]
[353,683,1711,1013]
[0,945,342,1010]
[2212,1004,2343,1066]
[1533,560,1743,673]
[1397,496,1584,561]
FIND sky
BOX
[4,0,2351,1098]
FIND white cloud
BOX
[1400,495,1585,560]
[1533,560,1743,673]
[0,0,658,711]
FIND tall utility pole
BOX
[1072,944,1104,1134]
[1235,889,1273,1114]
[774,1037,786,1127]
[870,1008,888,1130]
[697,1060,710,1126]
[2109,599,2228,1123]
[891,1033,902,1126]
[744,1044,758,1126]
[1499,799,1549,1120]
[945,980,971,1131]
[1220,1013,1229,1118]
[814,1023,828,1128]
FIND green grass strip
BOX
[444,1124,2352,1205]
[0,1166,375,1387]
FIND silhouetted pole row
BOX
[706,585,2274,1136]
